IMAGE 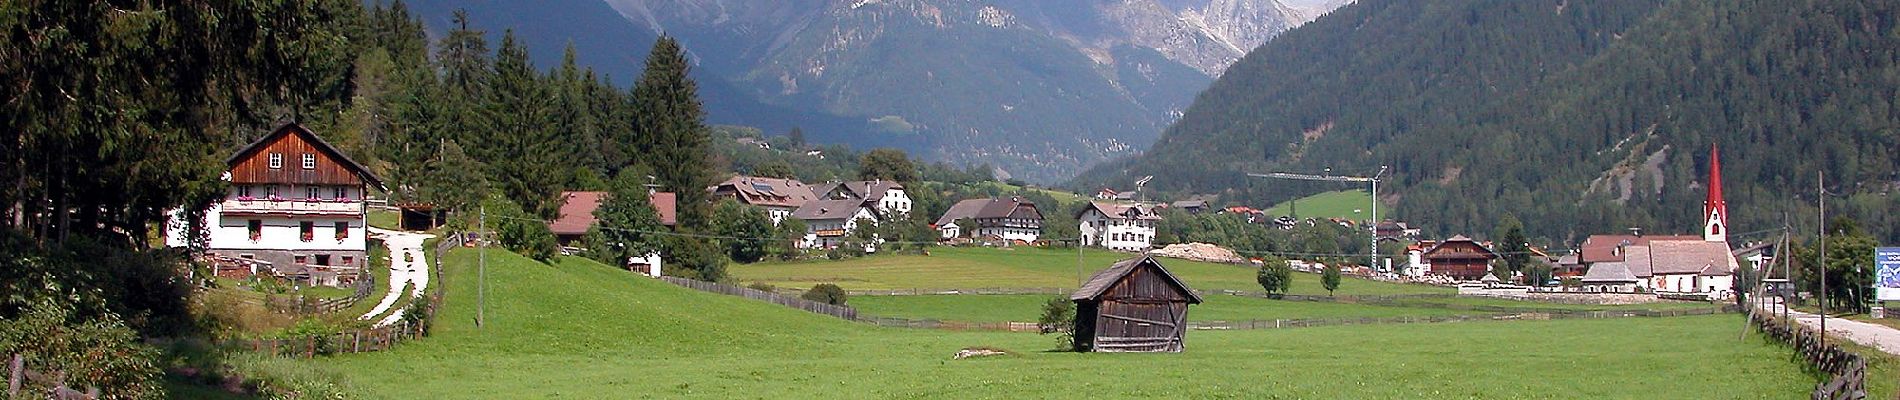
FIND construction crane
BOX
[1249,166,1389,271]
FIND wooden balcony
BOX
[222,198,363,216]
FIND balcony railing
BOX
[222,198,363,215]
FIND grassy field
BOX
[848,294,1727,323]
[1263,189,1378,220]
[850,294,1476,322]
[732,246,1453,295]
[313,248,1820,398]
[368,208,399,230]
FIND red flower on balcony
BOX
[301,232,313,242]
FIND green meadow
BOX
[313,248,1818,398]
[730,246,1452,295]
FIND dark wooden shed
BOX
[1070,256,1203,352]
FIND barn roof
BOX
[1070,256,1203,304]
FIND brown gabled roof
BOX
[1422,235,1498,260]
[549,190,678,236]
[790,199,873,221]
[1077,201,1161,221]
[1579,234,1701,263]
[710,176,817,208]
[1070,256,1203,304]
[227,123,386,190]
[1646,239,1737,275]
[934,197,1042,226]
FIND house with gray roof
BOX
[934,197,1043,242]
[791,199,879,251]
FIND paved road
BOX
[1765,302,1900,356]
[360,228,433,327]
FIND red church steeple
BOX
[1703,145,1727,242]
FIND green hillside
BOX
[315,247,1814,398]
[1262,190,1378,220]
[1074,0,1900,244]
[730,247,1450,295]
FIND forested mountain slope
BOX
[1075,0,1900,244]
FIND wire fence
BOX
[660,276,858,320]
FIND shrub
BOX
[222,352,359,399]
[1321,264,1342,296]
[801,283,848,306]
[1037,296,1076,350]
[0,300,162,398]
[746,282,777,292]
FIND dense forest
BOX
[1074,0,1899,247]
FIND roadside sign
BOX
[1877,247,1900,301]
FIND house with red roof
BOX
[547,190,677,276]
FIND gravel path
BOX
[360,228,433,327]
[1767,302,1900,356]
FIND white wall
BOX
[879,189,911,216]
[210,215,367,252]
[1079,210,1155,252]
[800,207,877,250]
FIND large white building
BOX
[1576,145,1738,298]
[1078,202,1161,252]
[167,124,383,285]
[819,180,911,217]
[935,197,1043,242]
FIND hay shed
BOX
[1070,255,1202,352]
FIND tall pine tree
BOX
[482,30,564,218]
[632,36,714,228]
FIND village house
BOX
[545,190,678,276]
[166,123,383,286]
[1421,235,1497,281]
[816,180,911,216]
[934,197,1044,242]
[1078,202,1162,252]
[792,199,879,251]
[708,176,818,225]
[1169,199,1209,214]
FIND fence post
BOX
[9,353,22,398]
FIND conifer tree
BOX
[633,36,715,228]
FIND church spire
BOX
[1703,144,1727,242]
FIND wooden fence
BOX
[8,354,98,400]
[1747,311,1865,400]
[660,276,859,320]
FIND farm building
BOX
[1070,256,1203,352]
[1422,235,1497,281]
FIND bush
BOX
[746,282,777,292]
[1037,296,1075,350]
[801,283,848,306]
[0,300,162,398]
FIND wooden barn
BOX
[1070,256,1203,352]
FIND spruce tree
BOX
[482,30,564,218]
[633,36,714,228]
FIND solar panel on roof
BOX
[751,183,774,193]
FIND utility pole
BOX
[1818,171,1826,346]
[478,204,486,329]
[1250,166,1387,270]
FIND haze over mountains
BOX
[398,0,1334,182]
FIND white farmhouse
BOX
[791,199,879,251]
[934,197,1043,242]
[166,123,383,286]
[1077,202,1161,252]
[818,180,910,217]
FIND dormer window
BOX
[268,153,283,169]
[302,153,316,169]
